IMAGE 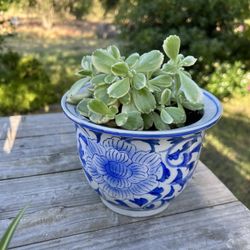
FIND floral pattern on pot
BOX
[85,137,162,199]
[76,125,204,211]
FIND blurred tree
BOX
[0,0,17,48]
[102,0,250,95]
[18,0,93,29]
[67,0,93,20]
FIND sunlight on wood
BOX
[3,116,21,154]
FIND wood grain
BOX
[0,162,235,219]
[0,113,249,250]
[11,202,250,250]
[0,133,76,162]
[0,163,238,248]
[0,113,72,140]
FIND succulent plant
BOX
[66,35,204,131]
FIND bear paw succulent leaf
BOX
[107,78,130,98]
[181,56,197,67]
[132,73,147,90]
[66,34,205,131]
[107,45,121,59]
[160,88,172,105]
[125,53,140,67]
[92,49,117,74]
[111,62,129,76]
[178,71,203,105]
[160,108,174,124]
[163,35,181,61]
[164,106,186,124]
[133,50,164,73]
[87,99,114,116]
[132,88,156,114]
[120,111,144,130]
[152,112,170,130]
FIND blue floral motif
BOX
[82,136,162,199]
[77,126,204,212]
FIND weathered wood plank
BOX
[0,133,76,162]
[0,113,248,249]
[0,163,235,219]
[0,163,238,248]
[0,151,81,180]
[0,113,72,140]
[10,202,250,250]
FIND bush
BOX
[105,0,250,98]
[0,52,57,115]
[206,61,249,99]
[68,0,93,20]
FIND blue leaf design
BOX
[146,204,155,209]
[149,187,164,196]
[191,143,202,153]
[171,169,183,184]
[187,161,195,171]
[93,131,102,143]
[79,133,88,145]
[164,186,175,198]
[130,198,148,207]
[158,162,170,182]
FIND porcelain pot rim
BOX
[61,89,222,138]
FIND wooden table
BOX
[0,113,250,250]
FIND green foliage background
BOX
[0,0,249,115]
[105,0,250,97]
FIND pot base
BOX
[101,198,169,217]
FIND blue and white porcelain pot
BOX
[61,90,222,217]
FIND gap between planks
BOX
[8,201,250,250]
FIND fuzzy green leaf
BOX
[142,113,154,130]
[148,75,172,88]
[122,101,138,113]
[165,106,186,124]
[91,74,106,86]
[125,53,139,67]
[160,108,174,124]
[178,71,203,104]
[107,45,121,59]
[89,112,114,124]
[81,55,92,71]
[160,88,172,105]
[111,62,129,76]
[107,78,130,98]
[76,98,91,117]
[152,112,170,130]
[92,49,117,74]
[181,56,197,67]
[104,74,117,84]
[119,92,131,104]
[87,99,113,115]
[67,94,87,105]
[179,93,204,111]
[115,113,128,126]
[67,78,89,96]
[94,85,114,104]
[132,88,156,114]
[132,73,147,90]
[120,111,144,130]
[0,208,26,250]
[134,50,164,73]
[163,35,181,60]
[76,69,92,77]
[161,63,177,74]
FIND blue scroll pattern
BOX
[76,126,203,211]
